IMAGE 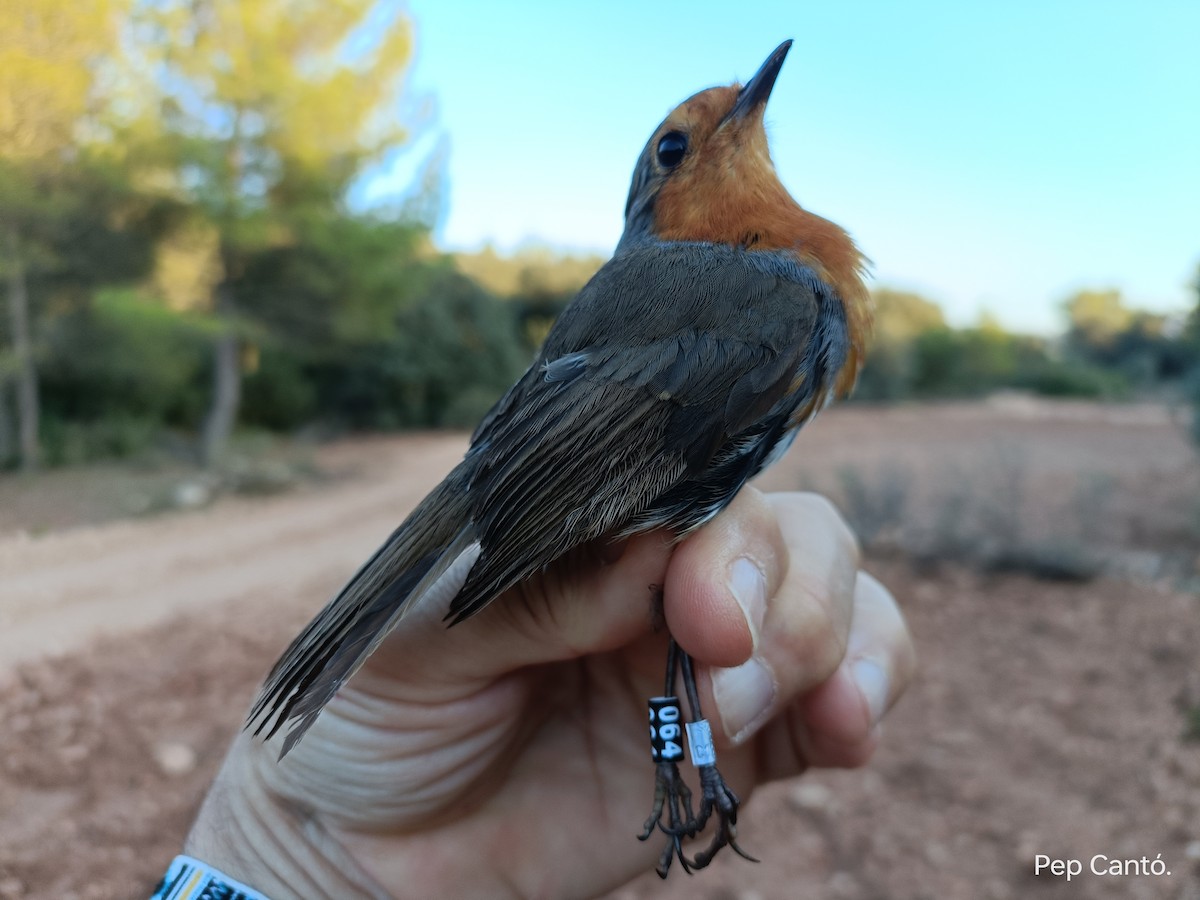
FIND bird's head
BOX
[620,40,871,395]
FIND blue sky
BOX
[365,1,1200,334]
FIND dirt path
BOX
[0,434,467,669]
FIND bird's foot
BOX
[638,761,698,877]
[689,764,758,870]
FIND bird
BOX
[248,39,870,877]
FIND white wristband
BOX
[152,855,271,900]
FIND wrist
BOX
[184,735,389,900]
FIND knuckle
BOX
[788,584,848,684]
[789,492,862,563]
[808,620,849,684]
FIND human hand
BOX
[184,489,915,899]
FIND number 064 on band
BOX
[648,696,717,767]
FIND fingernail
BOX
[851,658,890,726]
[713,657,776,743]
[729,557,767,648]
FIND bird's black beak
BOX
[728,39,792,122]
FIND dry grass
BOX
[765,400,1200,588]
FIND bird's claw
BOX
[639,761,698,877]
[640,762,757,876]
[688,764,758,870]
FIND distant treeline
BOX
[11,216,1199,470]
[854,287,1199,404]
[21,221,606,467]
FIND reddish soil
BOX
[1,401,1198,899]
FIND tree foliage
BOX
[121,0,416,464]
[1063,287,1193,384]
[236,215,527,433]
[0,0,133,469]
[453,244,605,351]
[0,0,123,166]
[855,289,947,400]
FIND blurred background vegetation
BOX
[1,0,1198,476]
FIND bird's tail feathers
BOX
[247,476,476,757]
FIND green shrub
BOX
[309,264,528,430]
[388,266,527,427]
[241,347,318,431]
[41,414,162,465]
[38,289,209,462]
[1019,360,1129,398]
[41,289,208,427]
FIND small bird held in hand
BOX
[249,39,870,877]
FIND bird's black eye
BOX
[656,131,688,169]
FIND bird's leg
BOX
[678,650,758,870]
[639,638,697,877]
